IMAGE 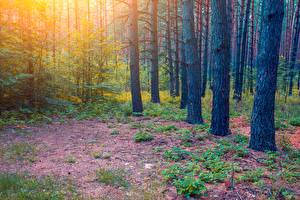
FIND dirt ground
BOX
[0,116,299,199]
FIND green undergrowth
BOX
[160,134,299,199]
[95,168,130,188]
[0,173,84,200]
[0,92,299,134]
[1,142,37,163]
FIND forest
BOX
[0,0,299,199]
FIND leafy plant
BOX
[134,130,153,142]
[173,176,208,198]
[65,155,77,163]
[110,129,119,135]
[163,146,189,161]
[95,168,129,188]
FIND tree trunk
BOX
[180,35,188,109]
[198,0,203,94]
[201,0,210,97]
[182,0,203,124]
[129,0,143,113]
[237,0,251,100]
[53,0,56,65]
[288,0,300,95]
[167,0,175,97]
[233,0,245,100]
[249,0,284,152]
[150,0,160,103]
[174,0,180,97]
[211,0,231,136]
[249,0,254,94]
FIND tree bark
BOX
[249,0,254,94]
[237,0,251,100]
[233,0,245,101]
[182,0,203,124]
[288,0,300,95]
[250,0,284,151]
[211,0,231,136]
[201,0,210,97]
[180,35,188,109]
[174,0,180,97]
[150,0,160,103]
[129,0,143,113]
[167,0,175,97]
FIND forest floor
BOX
[0,115,299,200]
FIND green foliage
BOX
[289,117,300,126]
[3,142,37,162]
[0,173,82,200]
[110,129,119,135]
[178,128,193,145]
[173,176,208,198]
[194,123,210,132]
[163,146,189,161]
[154,124,178,134]
[65,155,77,164]
[143,103,186,121]
[134,130,153,142]
[128,122,144,129]
[277,134,293,151]
[95,168,129,188]
[237,168,267,183]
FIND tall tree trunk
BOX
[174,0,180,97]
[198,0,203,92]
[201,0,210,97]
[249,0,254,94]
[53,0,56,65]
[129,0,143,113]
[237,0,251,100]
[167,0,175,97]
[150,0,160,103]
[182,0,203,124]
[288,0,300,95]
[250,0,284,151]
[211,0,231,136]
[233,0,245,100]
[227,0,233,65]
[180,34,188,109]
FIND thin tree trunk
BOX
[288,0,300,95]
[233,0,245,100]
[198,0,203,94]
[180,34,188,109]
[249,0,254,94]
[53,0,56,65]
[201,0,210,97]
[174,0,180,97]
[167,0,175,97]
[150,0,160,103]
[237,0,251,100]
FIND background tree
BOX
[150,0,161,103]
[288,0,300,95]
